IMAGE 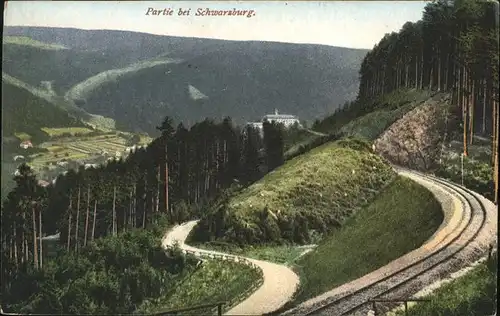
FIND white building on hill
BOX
[245,109,301,136]
[262,109,301,128]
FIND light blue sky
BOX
[4,1,427,49]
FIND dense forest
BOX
[1,116,286,311]
[318,0,499,203]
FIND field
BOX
[27,133,151,171]
[41,127,95,137]
[14,132,31,141]
[288,176,443,306]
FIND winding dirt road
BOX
[162,220,300,315]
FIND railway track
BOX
[287,168,491,316]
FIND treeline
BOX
[1,116,286,297]
[355,0,498,202]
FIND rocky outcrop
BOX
[374,94,451,171]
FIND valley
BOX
[1,1,498,315]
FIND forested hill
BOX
[3,26,368,135]
[317,0,498,201]
[357,0,498,143]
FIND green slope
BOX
[190,138,396,245]
[293,176,443,304]
[2,75,87,142]
[2,37,142,95]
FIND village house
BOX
[37,180,50,187]
[57,161,69,167]
[19,140,33,149]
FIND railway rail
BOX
[285,168,492,316]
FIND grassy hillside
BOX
[314,89,433,136]
[292,176,443,304]
[2,78,87,142]
[190,138,396,245]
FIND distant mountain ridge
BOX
[3,26,368,135]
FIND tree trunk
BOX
[462,66,468,156]
[437,46,441,91]
[429,63,434,91]
[12,225,18,265]
[84,186,90,247]
[482,78,487,135]
[133,184,137,228]
[469,79,475,145]
[75,186,81,252]
[38,208,43,269]
[494,97,499,204]
[92,200,97,241]
[415,54,418,89]
[419,49,424,90]
[165,148,169,218]
[24,231,28,262]
[156,167,160,213]
[67,193,73,251]
[21,225,25,264]
[32,206,38,269]
[143,177,147,228]
[444,51,450,91]
[112,186,117,236]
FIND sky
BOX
[4,1,428,49]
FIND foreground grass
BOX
[137,260,261,314]
[393,253,497,316]
[291,176,443,304]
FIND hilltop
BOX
[3,26,368,135]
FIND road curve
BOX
[162,220,300,315]
[282,167,497,316]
